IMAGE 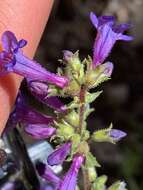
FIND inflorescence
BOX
[0,12,133,190]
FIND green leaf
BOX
[85,91,103,103]
[85,152,101,168]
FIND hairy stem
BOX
[78,86,86,135]
[82,167,91,190]
[78,86,91,190]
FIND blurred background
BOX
[28,0,143,190]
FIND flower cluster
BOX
[0,12,132,190]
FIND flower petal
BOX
[93,24,117,67]
[24,124,56,139]
[12,52,68,88]
[15,93,54,124]
[91,12,133,67]
[109,129,127,142]
[27,79,67,112]
[47,142,71,166]
[59,154,84,190]
[98,15,115,26]
[36,162,61,186]
[1,31,18,52]
[90,12,98,28]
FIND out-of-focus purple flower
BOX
[36,162,61,188]
[12,93,54,125]
[109,129,127,142]
[63,50,73,62]
[40,185,55,190]
[59,154,84,190]
[27,79,67,112]
[47,142,71,166]
[1,182,15,190]
[24,124,56,139]
[0,31,68,88]
[90,12,133,68]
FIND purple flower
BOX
[63,50,73,62]
[47,142,72,166]
[0,31,68,88]
[1,182,15,190]
[12,93,54,125]
[100,61,114,77]
[59,154,84,190]
[109,129,127,142]
[24,124,56,139]
[40,186,55,190]
[27,79,67,112]
[90,12,133,67]
[36,162,61,187]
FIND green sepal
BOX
[64,79,80,96]
[55,120,74,141]
[92,123,115,144]
[85,91,103,103]
[82,130,90,141]
[85,62,111,89]
[85,152,101,168]
[65,110,79,127]
[91,175,107,190]
[107,181,127,190]
[67,134,81,161]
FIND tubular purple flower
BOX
[27,79,67,112]
[47,142,72,166]
[36,162,61,187]
[14,93,54,125]
[59,154,84,190]
[90,12,133,68]
[108,129,127,142]
[24,124,56,139]
[0,31,69,88]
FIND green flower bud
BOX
[92,123,126,144]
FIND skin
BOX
[0,0,54,135]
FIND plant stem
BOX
[82,167,91,190]
[78,87,91,190]
[78,86,86,135]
